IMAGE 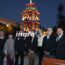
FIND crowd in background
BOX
[0,27,65,65]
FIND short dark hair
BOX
[57,27,64,31]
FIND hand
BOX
[44,51,50,56]
[28,49,34,53]
[4,50,7,55]
[28,49,31,52]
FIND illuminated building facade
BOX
[20,0,40,31]
[0,18,18,33]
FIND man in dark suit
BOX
[43,28,56,57]
[25,35,32,53]
[0,30,6,65]
[55,28,65,60]
[14,33,26,65]
[27,32,38,65]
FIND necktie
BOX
[47,36,50,40]
[56,36,60,42]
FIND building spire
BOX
[30,0,32,4]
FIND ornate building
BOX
[20,0,40,31]
[0,18,18,33]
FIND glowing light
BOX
[7,24,9,27]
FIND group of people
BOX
[0,27,65,65]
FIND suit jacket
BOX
[25,35,32,52]
[27,36,38,53]
[14,36,26,53]
[0,37,6,54]
[43,35,56,55]
[55,35,65,60]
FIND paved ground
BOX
[3,55,39,65]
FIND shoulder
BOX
[43,36,47,39]
[62,35,65,40]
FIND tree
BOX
[56,4,65,33]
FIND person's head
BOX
[0,30,5,37]
[31,31,35,38]
[47,28,53,36]
[8,34,13,39]
[39,29,43,36]
[57,28,64,36]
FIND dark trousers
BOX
[14,52,24,65]
[38,47,43,65]
[7,55,13,65]
[28,53,36,65]
[0,53,4,65]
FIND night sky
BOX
[0,0,65,28]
